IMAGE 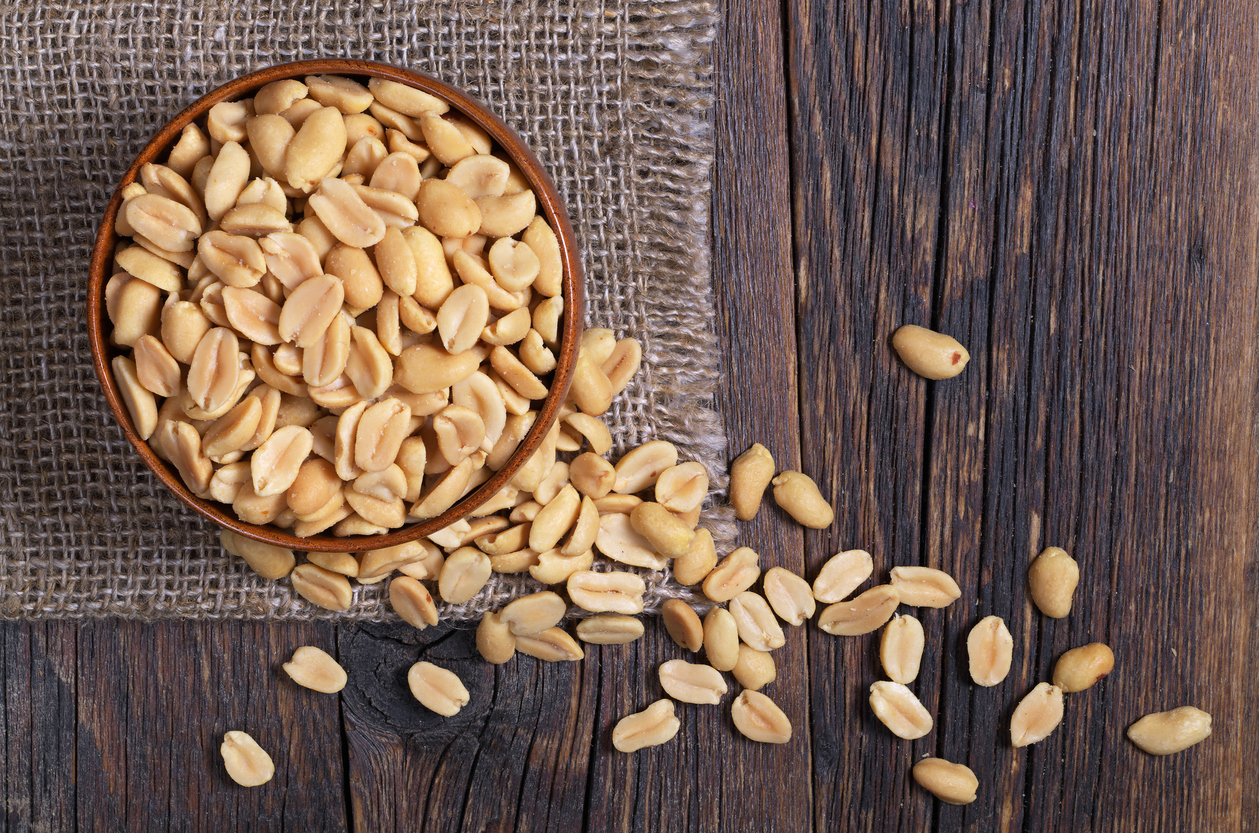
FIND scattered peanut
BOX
[869,681,933,739]
[1028,547,1079,618]
[731,690,792,744]
[281,645,347,693]
[818,585,900,636]
[1127,707,1212,755]
[613,699,680,752]
[661,599,703,652]
[729,443,774,521]
[1010,683,1064,747]
[889,566,961,609]
[891,324,970,380]
[912,758,978,805]
[879,615,924,684]
[658,659,728,705]
[220,730,275,787]
[407,661,470,716]
[967,615,1013,687]
[732,645,776,691]
[1052,643,1114,692]
[771,470,834,528]
[812,549,874,603]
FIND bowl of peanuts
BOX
[88,59,587,553]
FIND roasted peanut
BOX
[1010,683,1064,747]
[659,659,728,705]
[702,547,761,603]
[869,681,933,740]
[771,470,833,528]
[661,599,703,652]
[818,585,900,636]
[729,591,785,652]
[1052,643,1114,692]
[889,566,962,608]
[879,614,925,684]
[762,566,815,625]
[729,443,774,520]
[813,549,874,603]
[1127,707,1212,755]
[967,615,1013,687]
[566,570,645,615]
[892,324,970,380]
[613,700,680,752]
[1028,546,1079,618]
[731,691,791,744]
[629,501,695,558]
[408,662,470,717]
[732,645,776,691]
[702,607,739,672]
[912,759,978,805]
[282,646,347,693]
[575,614,645,645]
[220,731,275,787]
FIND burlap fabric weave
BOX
[0,0,730,619]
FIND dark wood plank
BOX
[74,622,348,832]
[338,621,597,833]
[2,623,77,833]
[788,0,949,828]
[706,0,814,829]
[789,0,1259,829]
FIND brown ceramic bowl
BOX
[88,59,583,553]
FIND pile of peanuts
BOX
[105,72,604,536]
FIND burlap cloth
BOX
[0,0,731,619]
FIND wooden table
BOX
[6,1,1255,829]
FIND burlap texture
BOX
[0,0,730,619]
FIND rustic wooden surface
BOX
[4,0,1257,829]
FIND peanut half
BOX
[281,645,347,693]
[731,690,792,744]
[220,730,275,787]
[912,758,978,805]
[818,585,900,636]
[1052,643,1114,693]
[1010,683,1064,747]
[891,324,970,380]
[1127,706,1212,755]
[879,614,925,684]
[762,566,816,626]
[658,659,728,705]
[729,591,786,652]
[967,615,1013,687]
[729,443,774,520]
[1028,546,1079,618]
[812,549,874,603]
[575,614,645,645]
[612,699,680,752]
[889,566,961,608]
[407,661,470,716]
[771,470,834,528]
[868,681,933,740]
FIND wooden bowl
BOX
[87,59,584,553]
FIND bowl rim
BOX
[87,58,584,553]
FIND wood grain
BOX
[788,0,1259,830]
[73,622,347,831]
[5,0,1258,830]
